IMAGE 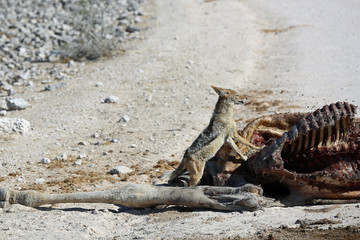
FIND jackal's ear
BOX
[211,86,229,97]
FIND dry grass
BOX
[20,160,179,193]
[61,0,117,60]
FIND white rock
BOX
[35,178,45,184]
[78,153,86,159]
[6,98,30,110]
[18,47,27,57]
[20,71,30,80]
[55,154,67,160]
[129,144,137,148]
[104,95,119,103]
[0,118,31,134]
[40,158,50,164]
[67,60,76,68]
[73,160,82,165]
[109,166,133,175]
[0,110,6,116]
[118,115,130,122]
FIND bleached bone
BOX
[0,184,272,211]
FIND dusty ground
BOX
[1,0,360,239]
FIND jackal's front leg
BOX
[226,137,248,161]
[233,131,262,150]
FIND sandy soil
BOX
[1,0,360,239]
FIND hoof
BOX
[0,188,9,208]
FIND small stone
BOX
[111,138,120,143]
[0,110,6,116]
[78,141,88,146]
[18,47,27,57]
[67,60,76,68]
[95,82,103,87]
[43,82,67,91]
[48,51,61,62]
[41,158,50,164]
[6,98,30,110]
[7,88,16,96]
[35,178,45,184]
[73,160,82,165]
[0,100,7,110]
[78,153,87,159]
[54,73,66,80]
[55,154,67,161]
[20,71,30,80]
[109,166,133,175]
[335,213,342,218]
[129,144,137,148]
[94,141,104,146]
[92,132,100,138]
[118,115,130,122]
[104,95,119,103]
[125,25,140,33]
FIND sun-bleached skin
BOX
[0,184,267,211]
[168,86,261,186]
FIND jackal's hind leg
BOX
[186,157,206,186]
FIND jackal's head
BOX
[211,86,246,105]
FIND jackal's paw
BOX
[152,171,172,186]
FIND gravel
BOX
[0,0,145,107]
